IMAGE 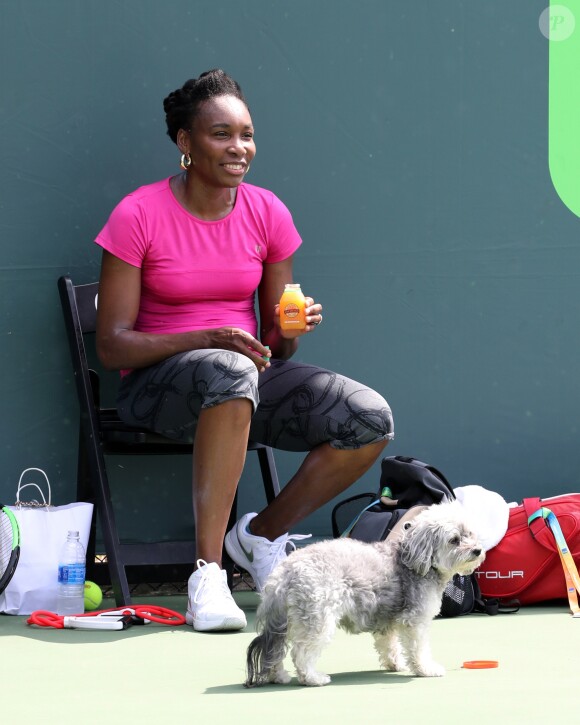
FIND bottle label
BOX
[58,563,86,584]
[283,303,300,319]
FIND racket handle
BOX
[63,614,133,630]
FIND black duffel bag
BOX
[331,455,505,617]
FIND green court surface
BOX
[2,592,578,724]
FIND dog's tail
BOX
[245,587,289,688]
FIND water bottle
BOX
[56,530,86,615]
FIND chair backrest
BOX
[71,281,99,334]
[58,275,103,421]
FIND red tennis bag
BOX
[475,495,580,604]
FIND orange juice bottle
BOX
[279,283,306,331]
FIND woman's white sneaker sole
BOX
[185,610,247,631]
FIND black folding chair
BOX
[57,275,280,605]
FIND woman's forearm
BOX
[97,328,213,371]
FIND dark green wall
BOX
[1,1,578,539]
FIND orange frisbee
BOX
[462,660,498,669]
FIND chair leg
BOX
[77,429,97,582]
[82,426,132,606]
[256,445,281,503]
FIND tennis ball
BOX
[84,581,103,611]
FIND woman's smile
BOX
[222,162,248,175]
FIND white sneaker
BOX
[186,560,247,632]
[224,512,311,592]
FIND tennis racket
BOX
[0,504,20,595]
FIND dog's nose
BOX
[472,548,482,558]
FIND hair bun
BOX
[163,89,183,114]
[163,69,246,144]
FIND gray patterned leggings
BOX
[117,351,394,452]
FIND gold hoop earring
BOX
[245,164,251,174]
[180,153,192,170]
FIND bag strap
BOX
[528,507,580,617]
[341,496,381,538]
[331,492,376,538]
[339,484,404,538]
[470,574,520,615]
[16,468,52,507]
[523,498,556,551]
[472,592,520,616]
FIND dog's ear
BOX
[398,520,436,576]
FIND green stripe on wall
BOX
[549,1,580,217]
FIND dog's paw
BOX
[271,668,292,685]
[413,661,445,678]
[385,661,407,673]
[379,654,407,672]
[298,672,332,687]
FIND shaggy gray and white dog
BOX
[245,501,485,687]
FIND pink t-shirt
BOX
[95,178,302,341]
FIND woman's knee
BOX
[200,350,260,410]
[334,389,395,450]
